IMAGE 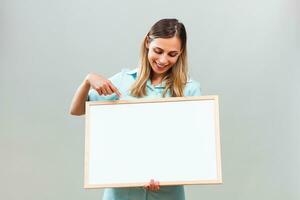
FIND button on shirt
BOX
[88,68,201,200]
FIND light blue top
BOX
[88,68,201,200]
[88,68,201,101]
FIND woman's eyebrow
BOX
[154,46,179,53]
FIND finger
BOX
[150,185,154,191]
[103,83,113,95]
[99,87,107,96]
[150,179,156,191]
[155,181,160,191]
[108,82,121,97]
[152,180,157,191]
[95,88,103,96]
[145,184,152,191]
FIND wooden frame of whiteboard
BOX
[84,95,222,189]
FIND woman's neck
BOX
[151,74,164,85]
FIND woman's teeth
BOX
[156,62,166,68]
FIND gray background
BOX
[1,0,299,199]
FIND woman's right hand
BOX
[85,73,121,97]
[69,73,121,116]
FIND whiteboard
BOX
[84,96,222,188]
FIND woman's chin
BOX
[152,65,169,75]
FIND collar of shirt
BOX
[126,68,192,90]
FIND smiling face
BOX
[146,36,182,80]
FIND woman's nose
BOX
[158,55,168,65]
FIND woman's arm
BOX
[69,73,121,116]
[69,76,90,116]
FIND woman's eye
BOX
[169,53,178,57]
[154,49,162,54]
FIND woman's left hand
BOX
[144,179,160,191]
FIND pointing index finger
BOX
[108,82,121,97]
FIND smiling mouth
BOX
[155,62,168,69]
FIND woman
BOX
[70,18,201,200]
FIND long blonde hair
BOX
[130,18,188,97]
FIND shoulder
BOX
[109,68,138,82]
[106,68,138,85]
[184,78,202,96]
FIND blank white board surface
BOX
[84,96,222,188]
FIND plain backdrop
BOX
[1,0,299,200]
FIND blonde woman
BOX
[70,18,201,200]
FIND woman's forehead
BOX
[149,37,181,52]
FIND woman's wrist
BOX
[84,74,92,88]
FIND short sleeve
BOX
[184,80,202,97]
